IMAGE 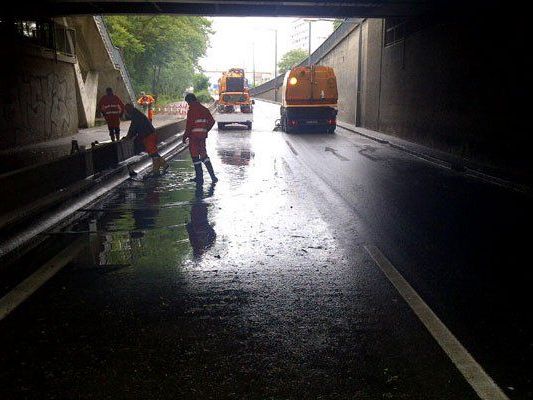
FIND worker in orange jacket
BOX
[183,93,217,186]
[124,103,169,176]
[137,91,155,121]
[98,87,125,141]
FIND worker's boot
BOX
[153,156,169,175]
[190,157,204,185]
[160,157,170,174]
[151,157,161,176]
[203,157,218,183]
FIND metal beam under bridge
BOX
[3,0,487,18]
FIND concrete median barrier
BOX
[0,104,216,261]
[0,119,187,233]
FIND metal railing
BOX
[8,19,76,57]
[54,25,76,56]
[93,16,136,102]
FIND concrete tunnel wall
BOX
[0,16,134,149]
[251,17,532,177]
[376,16,531,171]
[318,26,359,125]
[0,54,80,147]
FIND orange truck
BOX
[280,65,338,133]
[216,68,254,130]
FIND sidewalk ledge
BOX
[337,121,532,197]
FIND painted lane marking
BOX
[364,245,509,400]
[325,146,349,161]
[285,140,299,156]
[0,239,86,322]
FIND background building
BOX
[290,18,334,53]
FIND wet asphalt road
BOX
[0,101,531,399]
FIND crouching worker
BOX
[183,93,217,186]
[124,103,169,176]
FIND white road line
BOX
[364,244,509,400]
[0,239,86,322]
[285,140,299,156]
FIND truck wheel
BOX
[247,122,252,130]
[328,126,336,134]
[218,122,225,130]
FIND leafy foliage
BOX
[277,48,309,75]
[193,73,210,92]
[195,90,214,104]
[333,19,345,30]
[105,16,212,102]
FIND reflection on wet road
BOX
[0,101,530,399]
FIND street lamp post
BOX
[274,29,278,79]
[259,28,279,100]
[271,29,278,101]
[308,20,312,66]
[303,18,336,67]
[252,42,256,88]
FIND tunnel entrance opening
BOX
[1,2,531,400]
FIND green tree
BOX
[333,19,345,30]
[105,16,212,103]
[277,48,308,75]
[193,73,210,92]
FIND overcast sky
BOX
[199,17,297,78]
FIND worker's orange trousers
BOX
[143,134,158,156]
[189,138,207,158]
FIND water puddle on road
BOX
[64,125,340,279]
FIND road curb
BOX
[336,121,532,197]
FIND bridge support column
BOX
[74,65,99,128]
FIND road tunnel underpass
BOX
[0,2,532,399]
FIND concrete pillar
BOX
[74,64,99,128]
[360,19,383,131]
[63,16,99,128]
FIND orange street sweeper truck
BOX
[216,68,254,130]
[280,65,338,133]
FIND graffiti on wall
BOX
[1,65,77,147]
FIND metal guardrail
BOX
[250,19,362,96]
[93,16,136,102]
[0,120,185,228]
[0,104,216,240]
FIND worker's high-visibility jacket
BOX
[137,95,155,106]
[137,95,155,120]
[98,94,124,128]
[184,102,215,158]
[184,102,215,140]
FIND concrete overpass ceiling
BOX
[3,0,475,18]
